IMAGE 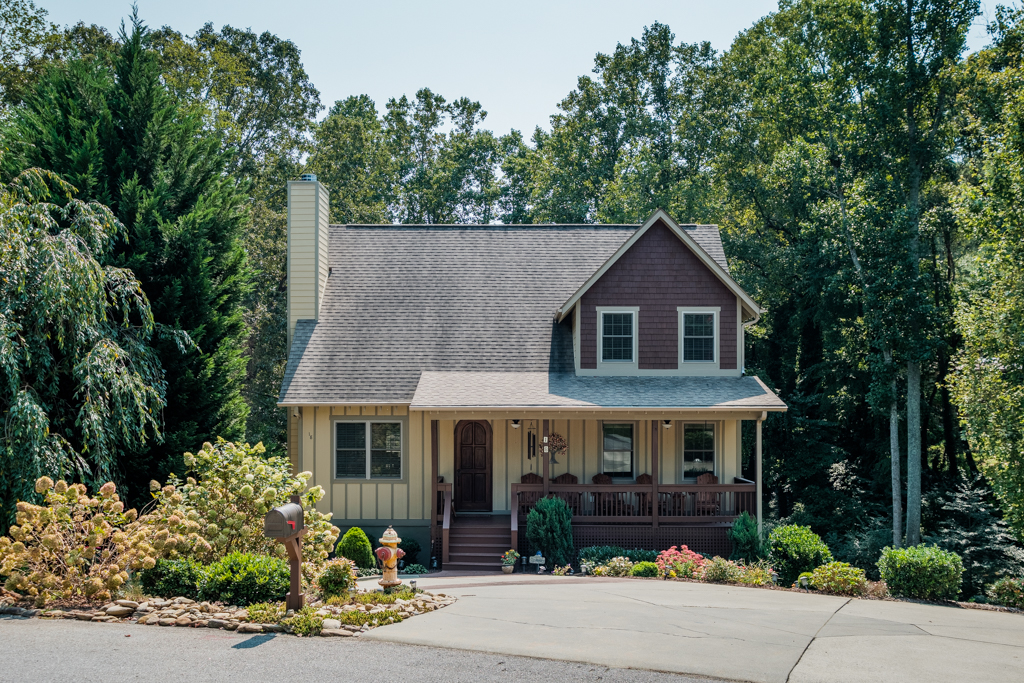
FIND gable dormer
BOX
[558,210,760,377]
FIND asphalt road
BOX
[0,616,715,683]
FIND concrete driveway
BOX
[362,573,1024,682]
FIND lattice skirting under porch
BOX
[517,524,733,559]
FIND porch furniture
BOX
[553,473,581,513]
[521,472,543,484]
[695,473,720,516]
[591,473,635,516]
[636,474,653,516]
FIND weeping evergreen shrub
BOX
[729,511,765,561]
[526,496,574,566]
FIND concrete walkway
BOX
[361,573,1024,682]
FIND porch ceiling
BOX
[409,371,787,411]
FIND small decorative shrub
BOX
[199,552,289,606]
[398,538,421,566]
[501,549,520,566]
[246,602,284,624]
[139,440,339,566]
[656,545,706,577]
[768,525,834,585]
[580,560,597,575]
[526,497,574,566]
[630,561,660,577]
[402,563,428,574]
[140,557,206,598]
[552,564,573,576]
[0,478,158,605]
[579,546,657,564]
[701,556,742,583]
[317,558,357,598]
[729,511,765,561]
[603,556,634,576]
[337,527,376,569]
[878,545,963,601]
[988,577,1024,609]
[735,560,775,586]
[810,562,867,596]
[336,608,403,627]
[667,560,700,579]
[282,605,323,636]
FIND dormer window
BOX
[679,307,719,364]
[597,307,639,372]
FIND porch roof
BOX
[409,372,787,411]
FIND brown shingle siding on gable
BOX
[580,220,738,370]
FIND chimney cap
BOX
[299,173,317,182]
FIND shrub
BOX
[402,563,428,575]
[317,558,356,598]
[0,478,159,605]
[526,497,574,566]
[398,539,421,566]
[768,525,834,585]
[351,588,416,605]
[579,546,657,564]
[603,556,634,576]
[246,602,284,624]
[668,560,700,579]
[988,577,1024,609]
[337,527,375,569]
[810,562,867,596]
[736,560,775,586]
[729,511,765,561]
[199,552,289,606]
[140,557,206,598]
[139,440,339,567]
[701,556,742,583]
[877,545,963,601]
[336,608,403,627]
[656,545,706,577]
[552,564,573,575]
[282,605,323,636]
[630,561,660,577]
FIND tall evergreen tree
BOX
[4,13,250,502]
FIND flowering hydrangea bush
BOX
[656,545,706,577]
[0,478,161,605]
[140,440,340,567]
[602,556,635,577]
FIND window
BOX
[683,423,715,479]
[602,423,634,478]
[682,312,716,362]
[602,312,634,361]
[335,421,401,479]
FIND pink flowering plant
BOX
[656,545,706,578]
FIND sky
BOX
[39,0,995,136]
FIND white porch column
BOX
[756,411,765,538]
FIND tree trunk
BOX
[890,379,901,548]
[906,360,922,546]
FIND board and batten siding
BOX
[298,407,745,521]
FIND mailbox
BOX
[263,502,304,538]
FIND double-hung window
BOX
[602,423,634,478]
[597,307,639,370]
[335,421,402,479]
[678,308,718,364]
[683,423,715,480]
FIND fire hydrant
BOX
[375,526,405,589]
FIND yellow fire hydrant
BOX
[375,526,405,589]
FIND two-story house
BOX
[278,175,786,570]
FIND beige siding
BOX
[287,180,330,348]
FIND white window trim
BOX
[333,419,403,480]
[678,306,720,366]
[597,306,639,372]
[681,421,717,482]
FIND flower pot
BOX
[502,565,514,574]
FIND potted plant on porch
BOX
[501,549,520,573]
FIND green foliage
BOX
[281,605,322,636]
[701,557,742,584]
[398,538,421,566]
[809,562,867,596]
[769,526,834,586]
[878,545,964,601]
[337,527,375,569]
[987,577,1024,609]
[140,440,339,565]
[0,170,166,527]
[729,512,765,561]
[827,517,894,581]
[336,608,403,627]
[735,560,775,586]
[140,558,206,599]
[350,588,416,605]
[199,552,289,606]
[578,546,657,564]
[600,557,634,577]
[316,558,356,599]
[245,601,284,625]
[630,561,660,577]
[401,564,428,575]
[526,497,574,566]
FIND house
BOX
[278,176,786,570]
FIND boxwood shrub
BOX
[877,545,963,601]
[199,552,289,606]
[630,561,660,577]
[809,561,867,596]
[337,527,376,569]
[768,525,834,585]
[139,557,206,599]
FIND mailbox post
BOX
[263,494,306,611]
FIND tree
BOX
[0,0,53,109]
[4,13,250,502]
[0,169,167,526]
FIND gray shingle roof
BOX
[410,372,787,410]
[279,223,731,405]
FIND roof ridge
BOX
[332,223,718,229]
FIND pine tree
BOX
[4,12,250,503]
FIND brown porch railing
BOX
[511,481,755,526]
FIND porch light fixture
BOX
[663,420,672,428]
[512,419,521,429]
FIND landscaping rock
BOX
[238,623,263,633]
[321,628,353,637]
[158,618,176,627]
[207,619,227,629]
[174,616,192,626]
[74,612,94,621]
[115,600,139,609]
[224,622,239,631]
[263,624,284,633]
[322,618,341,630]
[106,606,135,617]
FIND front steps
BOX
[445,515,511,571]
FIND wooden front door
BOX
[455,420,492,511]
